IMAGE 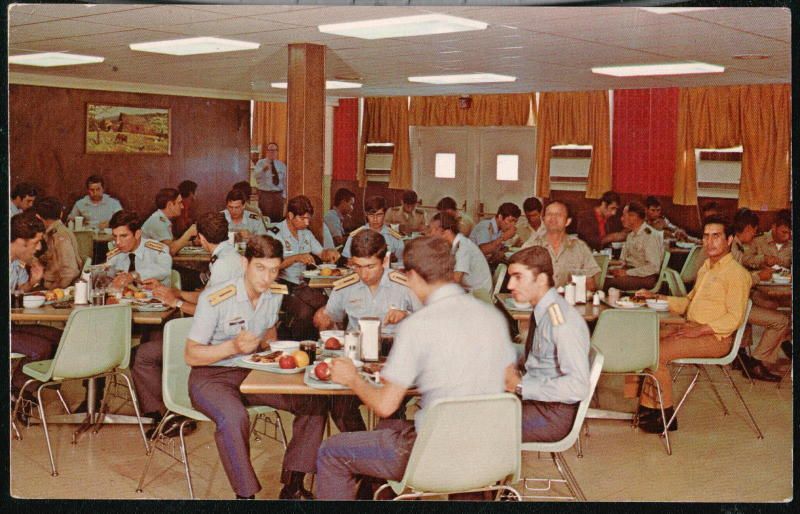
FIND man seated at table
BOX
[575,190,627,251]
[223,188,267,237]
[34,196,82,289]
[269,195,340,341]
[634,215,751,433]
[67,175,122,230]
[517,196,546,245]
[185,235,329,499]
[385,190,428,236]
[522,200,600,291]
[10,182,38,216]
[232,181,264,218]
[469,202,521,266]
[604,201,662,291]
[644,196,689,241]
[174,180,198,236]
[427,212,492,302]
[342,196,404,267]
[324,188,356,247]
[742,208,792,272]
[315,236,516,500]
[106,210,173,287]
[503,246,590,442]
[142,187,197,256]
[436,196,474,237]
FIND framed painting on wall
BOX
[86,104,171,155]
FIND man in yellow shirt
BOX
[635,215,751,433]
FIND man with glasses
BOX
[253,142,287,222]
[342,196,404,267]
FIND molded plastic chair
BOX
[663,268,687,297]
[623,250,671,295]
[136,318,287,499]
[520,348,604,500]
[593,254,610,291]
[669,300,762,438]
[73,231,94,263]
[492,263,508,301]
[170,269,181,290]
[374,393,522,501]
[679,245,704,286]
[11,305,148,476]
[82,257,92,275]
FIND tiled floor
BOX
[10,361,793,502]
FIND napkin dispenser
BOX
[358,317,381,362]
[572,275,587,304]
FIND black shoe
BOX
[639,407,678,434]
[146,416,197,439]
[781,341,792,361]
[279,471,314,500]
[731,349,751,371]
[746,362,781,383]
[236,495,255,500]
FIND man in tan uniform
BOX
[34,196,82,289]
[436,196,474,237]
[516,196,547,245]
[742,209,791,270]
[385,190,428,235]
[605,201,662,291]
[522,201,600,290]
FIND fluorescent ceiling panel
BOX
[130,36,259,56]
[9,52,104,67]
[270,81,362,89]
[639,7,719,14]
[318,14,487,40]
[408,73,516,84]
[591,61,724,77]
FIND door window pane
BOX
[496,154,519,181]
[435,153,456,178]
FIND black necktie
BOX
[272,167,280,186]
[129,253,136,272]
[520,311,537,372]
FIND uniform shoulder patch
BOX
[547,303,565,327]
[388,270,408,286]
[268,226,280,234]
[106,247,121,259]
[269,283,288,295]
[208,284,237,306]
[145,240,167,253]
[350,226,367,238]
[386,227,403,240]
[333,273,360,291]
[249,213,260,220]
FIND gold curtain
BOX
[534,91,612,199]
[252,101,288,161]
[408,93,533,126]
[739,84,791,210]
[357,97,412,190]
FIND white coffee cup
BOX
[74,216,84,230]
[565,284,576,305]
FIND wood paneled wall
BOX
[9,85,250,225]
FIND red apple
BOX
[324,337,342,350]
[278,354,297,369]
[314,361,331,381]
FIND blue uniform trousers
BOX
[522,400,578,443]
[11,325,62,390]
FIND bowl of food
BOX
[771,273,791,284]
[611,242,624,250]
[645,299,670,311]
[318,263,336,270]
[23,295,46,308]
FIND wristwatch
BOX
[514,383,523,397]
[175,299,185,311]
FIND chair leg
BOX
[643,372,672,456]
[671,364,685,383]
[55,388,71,414]
[777,365,791,389]
[136,413,171,493]
[552,452,586,501]
[116,371,150,452]
[738,356,755,385]
[669,367,701,434]
[276,411,288,450]
[720,365,764,439]
[11,379,37,438]
[37,383,58,477]
[698,365,728,415]
[178,420,195,499]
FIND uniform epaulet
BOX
[644,227,652,235]
[159,216,168,223]
[248,213,260,220]
[268,226,280,235]
[269,283,288,295]
[388,271,408,286]
[106,246,121,259]
[547,303,565,327]
[145,240,168,253]
[333,273,360,291]
[350,226,367,238]
[208,284,237,306]
[386,227,403,240]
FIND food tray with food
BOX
[43,286,74,305]
[303,358,365,390]
[303,267,354,279]
[238,349,309,373]
[605,296,645,309]
[178,246,209,254]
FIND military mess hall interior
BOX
[7,2,793,503]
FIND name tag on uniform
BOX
[226,317,247,334]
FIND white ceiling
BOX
[8,2,791,100]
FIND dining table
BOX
[173,247,212,265]
[11,302,175,325]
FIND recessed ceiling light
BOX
[318,14,487,40]
[408,73,516,85]
[439,50,462,54]
[9,52,104,67]
[592,61,724,77]
[733,54,770,60]
[270,81,362,90]
[130,37,259,56]
[497,46,523,50]
[640,7,719,14]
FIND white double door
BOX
[410,126,536,219]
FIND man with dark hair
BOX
[316,236,515,499]
[324,188,355,246]
[175,180,199,235]
[232,180,263,217]
[436,196,474,236]
[605,201,663,291]
[385,189,428,235]
[223,189,267,236]
[177,180,198,200]
[185,234,328,499]
[644,196,688,241]
[517,196,546,245]
[34,196,82,289]
[701,201,722,220]
[10,182,38,216]
[469,202,521,265]
[743,208,791,270]
[68,175,123,229]
[342,196,405,266]
[575,190,627,251]
[269,195,340,341]
[635,215,751,433]
[106,210,172,287]
[504,246,590,442]
[253,142,287,222]
[142,187,197,255]
[428,212,492,302]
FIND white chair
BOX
[492,263,508,301]
[520,347,603,501]
[669,300,762,438]
[374,393,522,501]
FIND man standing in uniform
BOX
[106,210,172,287]
[605,201,663,291]
[575,191,627,251]
[427,212,492,302]
[141,188,196,256]
[436,196,474,237]
[385,190,427,235]
[504,246,590,442]
[517,197,546,245]
[68,175,123,229]
[222,189,267,237]
[522,201,600,290]
[269,195,340,341]
[253,142,287,222]
[185,235,328,499]
[34,197,82,289]
[315,236,516,499]
[324,188,355,246]
[469,202,521,265]
[10,182,38,216]
[342,196,404,267]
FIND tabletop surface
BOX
[495,293,609,322]
[240,367,359,395]
[11,304,175,325]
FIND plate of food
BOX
[122,285,152,300]
[614,297,644,309]
[674,241,696,249]
[179,246,208,254]
[645,299,670,312]
[133,302,170,312]
[319,330,345,350]
[43,286,74,305]
[241,350,309,373]
[504,297,532,311]
[267,340,301,352]
[304,359,363,389]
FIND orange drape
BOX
[252,101,287,161]
[357,97,412,190]
[408,93,534,126]
[535,91,612,199]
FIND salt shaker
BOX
[75,279,89,305]
[592,291,601,306]
[564,284,576,305]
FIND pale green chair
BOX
[136,317,287,499]
[492,263,508,301]
[170,269,182,290]
[374,393,522,501]
[679,245,704,286]
[82,257,92,275]
[623,250,671,295]
[520,347,603,501]
[73,231,94,263]
[11,304,149,476]
[663,268,687,297]
[593,254,610,291]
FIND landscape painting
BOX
[86,104,171,155]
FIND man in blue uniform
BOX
[141,188,196,256]
[342,196,404,267]
[106,211,172,287]
[222,188,267,237]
